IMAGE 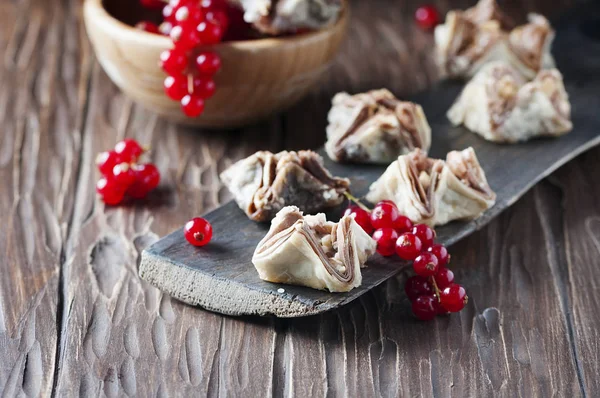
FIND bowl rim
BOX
[84,0,349,50]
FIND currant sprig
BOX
[95,139,160,205]
[136,0,231,118]
[343,194,469,321]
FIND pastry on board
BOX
[220,150,349,222]
[366,148,496,227]
[325,89,432,164]
[234,0,342,35]
[435,0,555,79]
[447,62,572,143]
[252,206,376,292]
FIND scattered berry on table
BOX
[415,4,440,30]
[395,232,423,260]
[372,228,399,257]
[96,177,126,206]
[115,139,145,163]
[95,139,160,205]
[111,163,137,187]
[96,150,122,176]
[184,217,213,247]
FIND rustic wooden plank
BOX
[551,149,600,396]
[139,2,600,317]
[0,0,92,396]
[0,0,583,396]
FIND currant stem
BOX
[187,74,194,94]
[343,191,371,212]
[430,276,441,300]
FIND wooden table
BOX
[1,0,598,396]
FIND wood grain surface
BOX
[1,0,598,396]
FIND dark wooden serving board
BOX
[140,4,600,317]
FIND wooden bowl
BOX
[83,0,349,128]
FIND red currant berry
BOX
[135,21,160,34]
[344,205,373,235]
[111,162,137,188]
[175,5,205,26]
[205,10,229,30]
[372,228,399,257]
[140,0,165,9]
[171,25,202,51]
[164,75,189,100]
[412,294,439,321]
[160,48,189,75]
[427,244,449,267]
[394,215,413,234]
[395,233,422,260]
[195,52,222,76]
[440,284,468,313]
[197,21,223,44]
[413,252,439,277]
[159,22,174,36]
[114,139,144,163]
[370,201,400,230]
[96,177,126,206]
[96,150,122,176]
[127,163,161,199]
[181,94,205,117]
[415,5,440,30]
[184,217,213,247]
[434,268,454,290]
[192,77,216,99]
[412,224,435,248]
[404,276,433,301]
[162,5,176,23]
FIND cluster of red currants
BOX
[137,0,234,117]
[344,199,468,321]
[96,139,160,205]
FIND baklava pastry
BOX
[366,148,496,226]
[325,89,432,164]
[235,0,342,35]
[447,62,572,142]
[220,150,350,222]
[435,0,555,79]
[252,206,376,292]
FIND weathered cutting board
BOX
[140,4,600,317]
